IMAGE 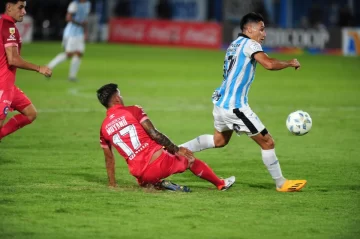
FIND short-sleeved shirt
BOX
[100,105,163,178]
[63,1,91,38]
[0,14,22,90]
[213,33,263,110]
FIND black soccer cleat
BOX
[160,180,191,192]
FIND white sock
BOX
[47,52,67,69]
[69,55,81,79]
[261,149,286,188]
[179,134,215,152]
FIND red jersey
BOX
[0,14,22,89]
[100,105,163,178]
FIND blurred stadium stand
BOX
[1,0,359,55]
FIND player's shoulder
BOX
[125,105,144,112]
[245,39,263,52]
[0,19,15,35]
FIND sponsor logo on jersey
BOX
[3,106,9,116]
[8,28,16,41]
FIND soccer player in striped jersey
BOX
[47,0,91,81]
[180,12,306,192]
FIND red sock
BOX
[0,114,32,139]
[189,159,224,188]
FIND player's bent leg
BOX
[66,52,74,58]
[20,104,37,122]
[0,112,33,139]
[251,130,306,192]
[69,52,83,82]
[213,129,233,148]
[0,89,35,139]
[139,151,191,192]
[188,158,235,191]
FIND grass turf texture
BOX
[0,42,359,239]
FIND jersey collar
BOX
[106,104,124,115]
[1,14,16,23]
[238,33,250,39]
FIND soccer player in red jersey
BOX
[0,0,52,141]
[97,83,235,192]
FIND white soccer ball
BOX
[286,110,312,136]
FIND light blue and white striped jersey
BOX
[63,1,91,38]
[212,34,263,110]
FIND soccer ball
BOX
[286,110,312,136]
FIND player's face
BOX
[250,21,266,44]
[116,89,124,105]
[7,1,27,22]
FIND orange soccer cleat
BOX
[276,180,307,192]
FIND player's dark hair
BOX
[5,0,25,4]
[97,83,119,108]
[240,12,264,31]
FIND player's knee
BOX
[75,52,83,57]
[26,110,37,122]
[214,137,229,148]
[187,157,195,168]
[262,138,275,150]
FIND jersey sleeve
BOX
[130,105,149,123]
[243,40,263,59]
[87,2,92,15]
[68,1,78,14]
[2,25,18,48]
[100,129,111,149]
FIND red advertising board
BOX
[109,18,222,49]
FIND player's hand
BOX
[176,147,195,161]
[38,66,52,77]
[289,59,301,70]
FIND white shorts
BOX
[62,36,85,53]
[212,105,266,136]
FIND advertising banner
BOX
[109,18,222,49]
[342,28,360,56]
[223,22,342,54]
[16,15,33,43]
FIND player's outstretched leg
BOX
[69,55,81,82]
[180,134,215,152]
[189,159,235,191]
[47,52,67,70]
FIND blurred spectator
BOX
[308,3,325,29]
[156,0,172,20]
[338,5,355,27]
[253,1,270,26]
[328,1,339,27]
[114,0,131,17]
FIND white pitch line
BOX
[64,87,360,113]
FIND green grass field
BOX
[0,42,359,239]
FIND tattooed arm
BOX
[141,119,179,154]
[140,119,194,160]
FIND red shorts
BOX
[0,86,31,120]
[138,151,189,185]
